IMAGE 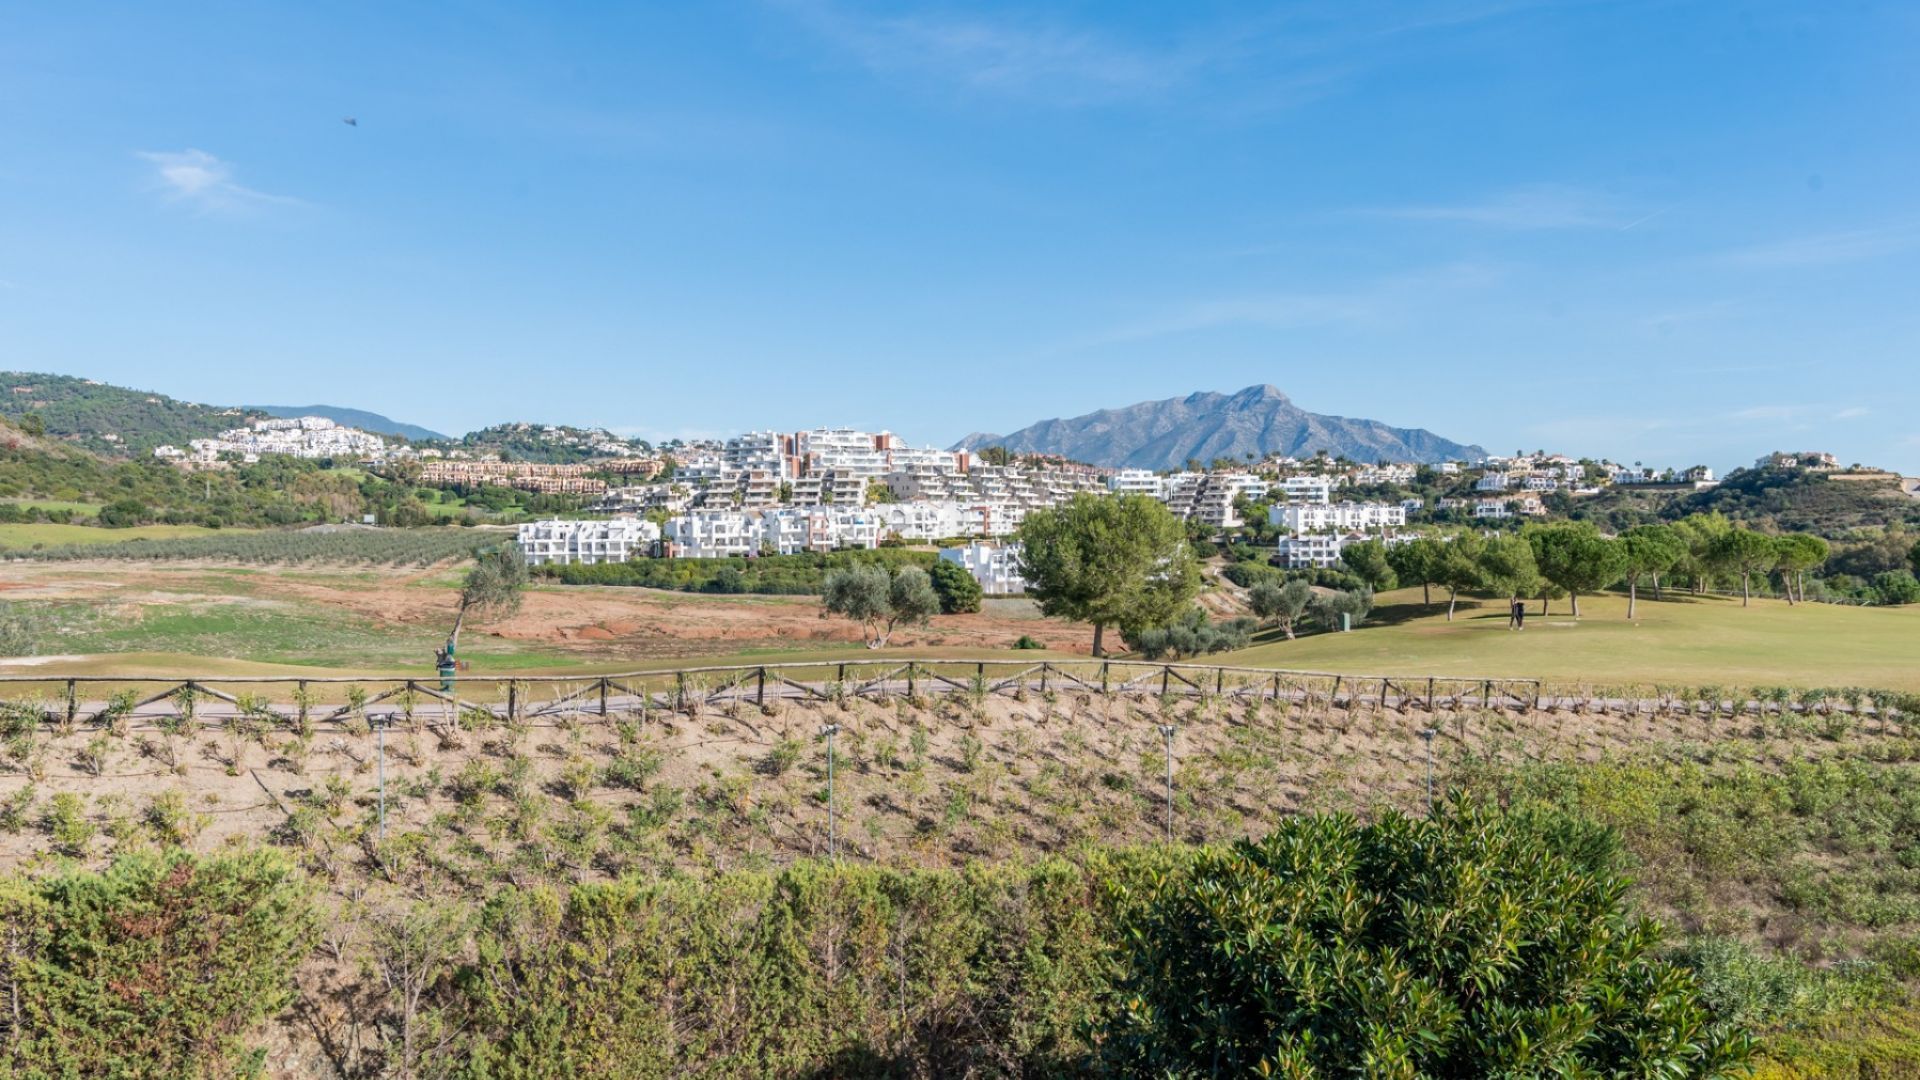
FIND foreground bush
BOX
[0,849,318,1077]
[1101,801,1752,1078]
[452,849,1183,1077]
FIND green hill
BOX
[0,371,258,456]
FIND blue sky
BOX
[2,2,1916,470]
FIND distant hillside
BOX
[954,385,1485,469]
[434,422,646,464]
[1673,468,1920,535]
[0,372,258,456]
[250,405,446,442]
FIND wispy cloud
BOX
[1076,262,1503,348]
[1714,224,1920,268]
[135,149,298,213]
[773,1,1573,107]
[1363,184,1637,230]
[774,1,1185,103]
[1725,403,1871,424]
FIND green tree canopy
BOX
[1526,523,1626,617]
[926,559,984,614]
[1621,524,1687,618]
[1432,532,1486,621]
[1476,532,1543,602]
[1338,539,1398,592]
[1771,533,1830,605]
[1101,800,1751,1078]
[1707,528,1780,607]
[1014,493,1200,656]
[1386,536,1444,606]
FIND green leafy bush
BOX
[1100,800,1751,1077]
[451,850,1181,1076]
[0,849,318,1077]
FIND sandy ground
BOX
[0,560,1097,660]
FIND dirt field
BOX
[0,560,1096,668]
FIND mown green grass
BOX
[1219,587,1920,690]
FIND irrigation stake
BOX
[821,723,841,859]
[1420,727,1437,814]
[1158,724,1177,843]
[377,715,387,843]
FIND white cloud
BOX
[1715,224,1920,268]
[136,149,298,213]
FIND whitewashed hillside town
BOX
[130,413,1845,601]
[508,425,1743,594]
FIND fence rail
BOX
[0,660,1549,728]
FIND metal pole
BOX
[1159,724,1176,843]
[1420,728,1436,813]
[377,716,386,843]
[822,723,840,859]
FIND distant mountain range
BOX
[952,385,1485,470]
[249,405,447,442]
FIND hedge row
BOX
[534,548,938,594]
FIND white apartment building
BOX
[1352,463,1417,486]
[1279,476,1335,505]
[724,431,791,478]
[1275,530,1411,570]
[1108,469,1164,497]
[517,518,662,566]
[1269,501,1407,533]
[938,542,1026,595]
[1474,472,1511,492]
[1474,497,1547,519]
[796,428,890,479]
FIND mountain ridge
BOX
[249,404,447,442]
[951,385,1485,469]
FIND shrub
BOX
[927,559,984,614]
[1124,607,1257,660]
[1099,799,1751,1077]
[0,850,318,1077]
[451,850,1184,1075]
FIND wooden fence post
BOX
[65,679,76,728]
[756,667,767,706]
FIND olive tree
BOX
[1015,493,1199,656]
[1248,578,1314,639]
[821,564,940,648]
[448,545,529,652]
